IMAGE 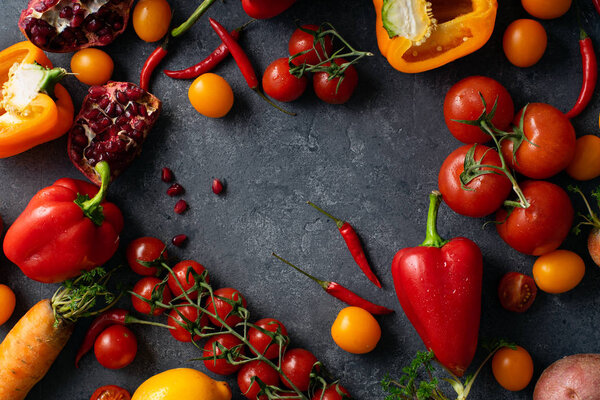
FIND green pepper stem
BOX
[171,0,217,38]
[39,67,67,99]
[420,191,449,248]
[80,161,111,219]
[272,253,330,291]
[307,201,344,228]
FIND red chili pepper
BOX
[565,28,597,119]
[140,35,170,91]
[307,201,382,288]
[391,191,482,377]
[272,254,393,315]
[594,0,600,15]
[241,0,296,19]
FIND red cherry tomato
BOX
[248,318,289,359]
[444,76,515,144]
[90,385,131,400]
[167,260,209,300]
[263,58,308,102]
[289,24,334,66]
[167,305,208,342]
[496,181,574,255]
[126,237,167,276]
[202,333,245,376]
[312,383,351,400]
[313,59,358,104]
[498,272,537,313]
[205,287,247,327]
[94,325,137,370]
[501,103,576,179]
[237,360,280,400]
[131,277,172,316]
[280,348,318,392]
[438,144,512,218]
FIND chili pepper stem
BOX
[420,191,449,248]
[307,201,344,228]
[272,253,330,291]
[171,0,217,37]
[254,88,297,116]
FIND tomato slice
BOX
[497,272,537,313]
[90,385,131,400]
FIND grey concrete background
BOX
[1,1,600,399]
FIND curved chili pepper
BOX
[565,29,597,119]
[307,201,382,288]
[594,0,600,15]
[272,254,393,315]
[140,35,170,91]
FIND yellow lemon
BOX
[132,368,232,400]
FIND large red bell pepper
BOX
[241,0,296,19]
[3,162,123,283]
[391,191,482,377]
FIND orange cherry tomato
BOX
[330,306,381,354]
[0,284,16,326]
[521,0,571,19]
[533,250,585,294]
[503,19,547,68]
[188,73,234,118]
[492,346,534,391]
[132,0,172,43]
[71,48,114,86]
[566,135,600,181]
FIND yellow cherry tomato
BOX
[503,19,547,68]
[331,306,381,354]
[188,73,234,118]
[492,346,534,391]
[132,368,232,400]
[533,250,585,294]
[133,0,172,43]
[70,48,114,86]
[566,135,600,181]
[521,0,571,19]
[0,284,16,326]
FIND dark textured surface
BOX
[1,1,600,399]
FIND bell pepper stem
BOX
[38,67,67,99]
[78,162,111,225]
[171,0,217,38]
[272,253,330,291]
[420,191,449,248]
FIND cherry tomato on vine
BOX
[443,76,515,144]
[205,287,247,327]
[167,260,209,300]
[503,19,547,68]
[313,59,358,105]
[188,73,234,118]
[94,325,138,370]
[521,0,571,19]
[90,385,131,400]
[132,0,172,42]
[237,360,280,400]
[566,135,600,181]
[248,318,289,359]
[131,277,172,316]
[280,348,318,391]
[0,284,16,326]
[312,384,351,400]
[438,144,512,218]
[533,250,585,294]
[202,333,245,375]
[263,58,308,102]
[126,237,167,276]
[492,346,534,391]
[501,103,576,179]
[289,24,334,66]
[331,306,381,354]
[496,181,573,256]
[167,305,208,342]
[498,272,537,313]
[71,48,114,86]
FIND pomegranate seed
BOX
[212,179,224,195]
[161,167,173,183]
[172,234,188,247]
[174,200,188,214]
[167,183,184,196]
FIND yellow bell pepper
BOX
[374,0,498,73]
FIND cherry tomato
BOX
[167,260,209,300]
[501,103,576,179]
[280,348,318,391]
[237,360,280,400]
[521,0,571,19]
[438,144,512,218]
[566,135,600,181]
[331,306,381,354]
[167,305,208,342]
[498,272,537,313]
[263,58,308,102]
[492,346,534,391]
[248,318,289,359]
[0,284,16,326]
[533,250,585,294]
[443,76,515,144]
[71,48,114,86]
[94,325,138,370]
[289,24,334,66]
[202,333,245,375]
[132,0,172,42]
[496,181,574,256]
[131,277,172,316]
[90,385,131,400]
[126,237,167,276]
[313,59,358,104]
[312,383,351,400]
[205,287,247,327]
[503,19,547,68]
[188,73,234,118]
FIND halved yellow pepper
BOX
[374,0,498,73]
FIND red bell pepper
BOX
[391,191,482,377]
[241,0,296,19]
[3,162,123,283]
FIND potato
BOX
[533,354,600,400]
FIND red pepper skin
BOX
[565,34,597,119]
[241,0,296,19]
[141,37,169,91]
[2,178,123,283]
[327,282,393,315]
[75,309,129,367]
[594,0,600,15]
[338,222,382,288]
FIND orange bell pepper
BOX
[0,41,74,158]
[373,0,498,73]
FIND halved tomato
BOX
[90,385,131,400]
[497,272,537,313]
